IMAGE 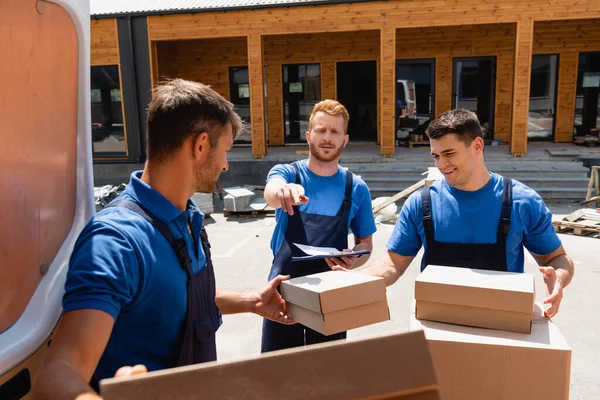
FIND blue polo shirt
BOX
[63,171,206,382]
[386,173,562,273]
[267,160,377,256]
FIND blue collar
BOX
[124,171,203,224]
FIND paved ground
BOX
[206,204,599,399]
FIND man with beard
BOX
[261,100,377,353]
[33,79,294,400]
[333,109,574,319]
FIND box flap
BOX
[100,330,439,400]
[415,265,534,314]
[281,271,386,313]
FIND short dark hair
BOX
[426,109,483,145]
[146,79,243,162]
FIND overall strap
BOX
[292,161,302,185]
[497,177,513,238]
[421,186,434,233]
[106,199,193,277]
[342,168,353,212]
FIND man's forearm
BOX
[354,251,412,287]
[548,254,574,288]
[215,290,258,315]
[33,360,100,400]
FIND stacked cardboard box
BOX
[281,271,390,335]
[415,265,535,333]
[101,330,440,400]
[411,265,571,400]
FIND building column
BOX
[510,18,534,156]
[555,51,578,143]
[248,34,267,158]
[435,54,453,117]
[321,60,336,100]
[380,26,396,157]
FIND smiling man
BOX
[261,100,376,352]
[335,109,574,319]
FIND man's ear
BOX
[472,136,485,153]
[343,134,349,147]
[193,132,211,163]
[305,130,311,144]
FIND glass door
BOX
[528,54,559,141]
[395,59,435,140]
[282,64,321,143]
[452,57,497,140]
[575,52,600,138]
[229,66,251,144]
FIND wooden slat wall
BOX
[534,19,600,54]
[248,35,266,158]
[534,19,600,142]
[147,1,600,41]
[91,18,119,66]
[155,37,248,101]
[396,24,516,143]
[380,27,396,156]
[263,31,380,146]
[511,19,535,156]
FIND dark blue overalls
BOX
[106,200,221,365]
[421,176,513,271]
[261,162,353,353]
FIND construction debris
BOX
[222,186,275,217]
[94,184,127,212]
[553,209,600,237]
[371,168,443,215]
[584,166,599,207]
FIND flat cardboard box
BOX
[286,296,391,336]
[100,330,440,400]
[415,265,535,333]
[410,306,571,400]
[281,270,387,313]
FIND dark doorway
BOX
[575,52,600,138]
[336,61,378,141]
[452,56,497,140]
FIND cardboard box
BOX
[410,306,571,400]
[287,297,390,336]
[281,271,390,335]
[415,265,535,333]
[100,330,440,400]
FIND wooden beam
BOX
[248,35,267,158]
[321,60,336,100]
[555,51,579,143]
[435,55,452,117]
[380,26,396,157]
[372,179,426,214]
[510,18,534,156]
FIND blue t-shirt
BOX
[267,160,377,255]
[63,171,207,381]
[386,173,562,273]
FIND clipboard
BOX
[291,243,371,262]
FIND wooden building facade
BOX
[90,0,600,161]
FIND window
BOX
[229,67,251,144]
[574,52,600,137]
[528,55,558,141]
[91,65,126,156]
[282,64,321,143]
